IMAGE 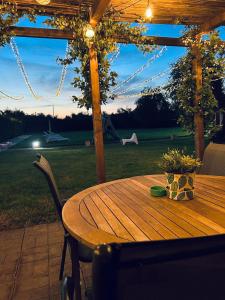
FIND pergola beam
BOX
[201,11,225,32]
[90,0,111,26]
[11,27,186,46]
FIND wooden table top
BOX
[62,174,225,249]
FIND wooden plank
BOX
[11,27,72,40]
[192,44,204,160]
[132,176,225,233]
[89,191,134,240]
[201,11,225,32]
[63,199,129,249]
[79,200,96,226]
[110,184,178,239]
[123,180,198,237]
[96,188,152,240]
[8,0,225,25]
[89,46,106,183]
[12,27,185,46]
[106,184,191,238]
[102,187,154,241]
[83,195,114,234]
[63,175,225,248]
[90,0,111,27]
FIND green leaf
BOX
[177,192,185,200]
[167,174,174,184]
[178,175,187,188]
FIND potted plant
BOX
[159,149,202,201]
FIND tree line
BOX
[0,88,177,142]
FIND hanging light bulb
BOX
[145,0,153,19]
[85,24,95,39]
[36,0,50,5]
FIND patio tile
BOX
[13,285,49,300]
[0,222,92,299]
[19,260,49,279]
[0,282,14,300]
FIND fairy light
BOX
[0,90,24,100]
[115,85,167,99]
[116,69,169,96]
[111,46,167,93]
[10,38,40,100]
[109,46,121,64]
[56,41,69,97]
[145,0,153,19]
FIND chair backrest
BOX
[199,142,225,175]
[92,234,225,300]
[33,154,63,222]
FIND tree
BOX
[46,9,156,109]
[133,87,176,128]
[167,29,225,135]
[211,79,225,142]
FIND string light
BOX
[111,46,167,93]
[145,0,153,19]
[56,41,69,97]
[109,46,121,64]
[115,85,167,99]
[10,38,41,100]
[116,69,169,96]
[0,90,24,100]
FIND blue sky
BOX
[0,17,224,118]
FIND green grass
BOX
[0,131,195,230]
[12,127,189,149]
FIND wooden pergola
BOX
[5,0,225,183]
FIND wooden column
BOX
[89,45,106,183]
[192,45,205,160]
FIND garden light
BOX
[32,140,40,148]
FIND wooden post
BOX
[89,45,106,183]
[192,45,205,160]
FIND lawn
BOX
[0,128,195,230]
[12,127,189,149]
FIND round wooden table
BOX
[62,174,225,249]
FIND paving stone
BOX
[0,282,13,300]
[0,222,92,299]
[13,285,49,300]
[19,259,49,279]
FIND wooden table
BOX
[62,175,225,249]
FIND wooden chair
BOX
[64,234,225,300]
[199,142,225,175]
[33,154,92,299]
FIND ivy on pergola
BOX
[0,0,225,183]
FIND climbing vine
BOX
[0,2,38,47]
[167,26,225,134]
[46,9,156,109]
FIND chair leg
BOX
[59,236,68,280]
[69,238,82,300]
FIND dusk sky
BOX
[0,17,224,118]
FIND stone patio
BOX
[0,222,91,300]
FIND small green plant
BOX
[159,149,202,173]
